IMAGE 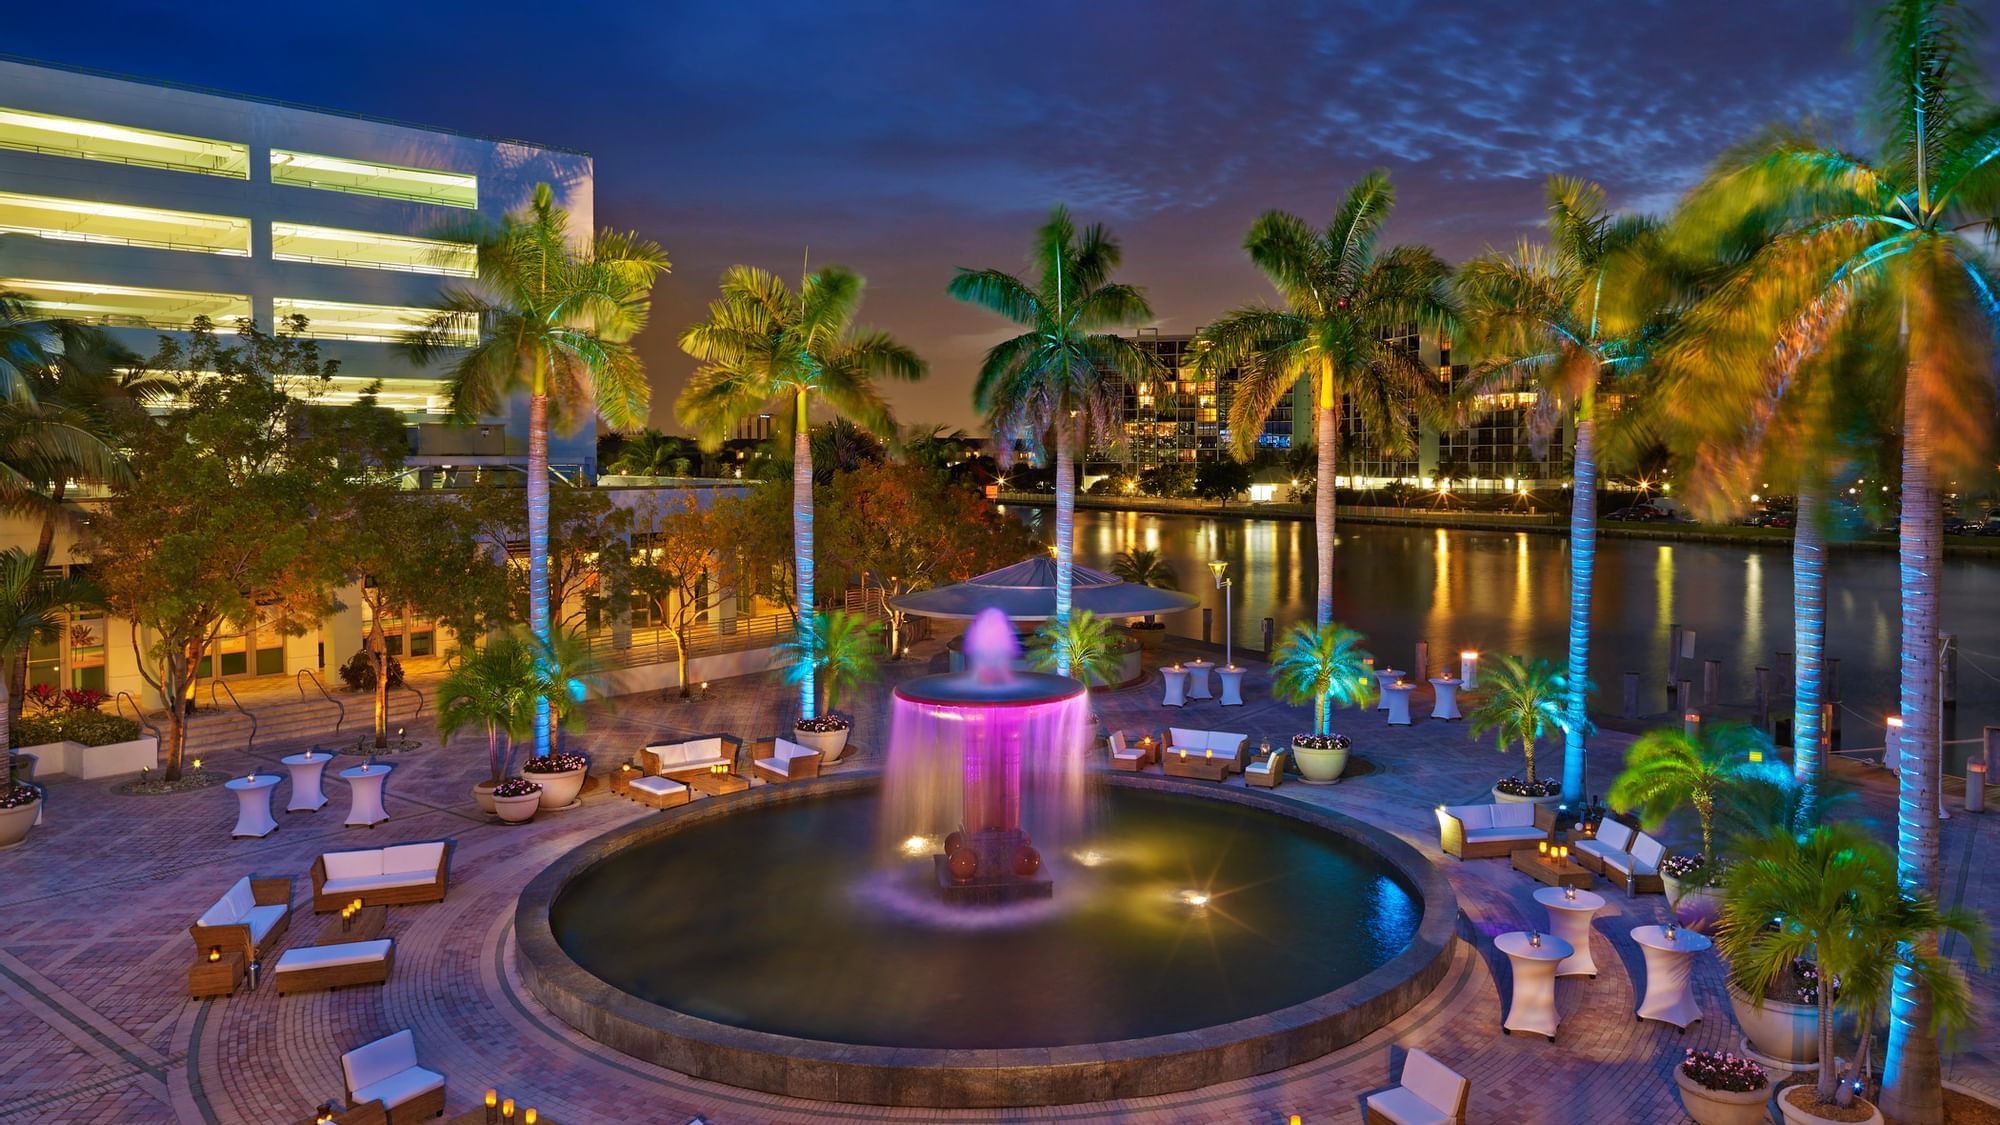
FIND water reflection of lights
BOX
[901,835,937,857]
[1071,849,1107,867]
[1178,890,1211,908]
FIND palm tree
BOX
[1457,177,1657,806]
[607,429,698,477]
[1718,824,1985,1110]
[1607,721,1770,866]
[1270,622,1377,737]
[1193,172,1455,629]
[1109,548,1178,627]
[1658,5,2000,1113]
[404,183,668,760]
[772,609,881,720]
[0,548,93,787]
[948,206,1156,673]
[435,633,539,784]
[529,624,602,756]
[1027,609,1121,687]
[1467,655,1585,792]
[679,265,924,718]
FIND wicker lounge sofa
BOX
[1246,749,1287,788]
[1435,801,1549,859]
[1572,818,1635,875]
[190,875,293,965]
[1109,731,1152,772]
[1364,1047,1469,1124]
[309,842,450,913]
[1602,831,1667,895]
[751,737,822,783]
[274,938,394,995]
[1164,727,1250,773]
[341,1029,444,1124]
[642,735,739,780]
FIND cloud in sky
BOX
[7,0,1979,431]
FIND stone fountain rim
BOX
[514,770,1459,1109]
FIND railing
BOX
[583,613,792,670]
[115,691,161,742]
[399,679,426,724]
[296,669,344,735]
[209,677,257,755]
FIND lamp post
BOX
[1208,559,1233,668]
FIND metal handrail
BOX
[399,679,426,724]
[115,691,161,742]
[208,678,257,755]
[296,669,345,735]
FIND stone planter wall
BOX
[19,737,158,780]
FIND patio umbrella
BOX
[890,557,1199,622]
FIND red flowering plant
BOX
[1681,1048,1768,1093]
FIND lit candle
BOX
[1179,747,1188,760]
[207,946,221,962]
[1529,930,1541,948]
[1565,884,1576,901]
[524,1111,537,1125]
[1665,922,1678,941]
[485,1089,498,1124]
[502,1098,515,1121]
[1538,840,1549,856]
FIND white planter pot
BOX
[1491,785,1563,806]
[1673,1067,1772,1125]
[1778,1086,1880,1125]
[492,790,541,823]
[0,798,39,850]
[472,780,499,815]
[1665,874,1726,928]
[795,725,850,763]
[1728,983,1822,1068]
[1292,740,1349,783]
[528,766,587,810]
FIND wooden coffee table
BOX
[687,770,749,797]
[317,905,387,945]
[1511,848,1592,889]
[1162,753,1230,782]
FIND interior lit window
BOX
[269,150,477,208]
[302,375,452,414]
[273,297,472,345]
[1,278,249,329]
[0,191,250,255]
[0,107,248,177]
[270,222,475,276]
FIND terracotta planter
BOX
[1291,738,1348,783]
[1778,1085,1881,1125]
[493,789,541,824]
[0,798,39,850]
[1491,785,1563,806]
[795,724,850,763]
[528,766,587,810]
[472,780,499,814]
[1673,1068,1772,1125]
[1728,983,1821,1068]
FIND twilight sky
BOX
[9,0,1982,433]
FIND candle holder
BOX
[1537,839,1549,857]
[502,1097,516,1122]
[1664,921,1678,942]
[484,1089,499,1124]
[1564,884,1577,901]
[524,1111,538,1125]
[316,1102,339,1124]
[1529,929,1541,948]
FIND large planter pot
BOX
[1778,1085,1881,1125]
[795,724,851,763]
[1292,739,1349,783]
[1126,623,1167,653]
[1665,873,1726,929]
[0,798,39,850]
[1673,1068,1773,1125]
[493,789,542,824]
[528,767,587,810]
[1728,983,1821,1069]
[1491,785,1563,806]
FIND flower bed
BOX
[1493,775,1560,798]
[1291,733,1351,751]
[797,715,850,733]
[1662,852,1729,887]
[493,777,543,799]
[1683,1049,1769,1093]
[12,709,140,748]
[1,781,39,809]
[524,752,590,774]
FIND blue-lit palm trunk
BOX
[793,391,817,719]
[1314,378,1338,629]
[528,382,552,759]
[1882,382,1943,1122]
[1560,405,1597,805]
[1791,480,1826,828]
[1052,419,1074,676]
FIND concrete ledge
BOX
[516,771,1459,1108]
[19,737,158,779]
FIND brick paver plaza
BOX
[5,639,1992,1123]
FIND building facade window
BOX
[0,191,251,256]
[273,297,471,344]
[0,106,249,177]
[1,278,250,330]
[269,149,477,208]
[270,222,477,276]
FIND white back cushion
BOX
[1211,732,1248,754]
[1451,805,1493,830]
[1631,833,1667,866]
[1169,727,1201,748]
[689,737,722,758]
[1493,803,1535,828]
[1109,731,1128,755]
[381,843,443,875]
[342,1029,417,1091]
[1401,1048,1466,1109]
[322,850,383,881]
[1595,819,1634,851]
[200,877,255,925]
[776,738,815,762]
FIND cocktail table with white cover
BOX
[1534,885,1605,978]
[281,751,331,813]
[1632,923,1710,1029]
[225,774,280,839]
[1495,930,1571,1040]
[1161,665,1189,707]
[1374,668,1406,710]
[1382,680,1415,726]
[1184,659,1214,699]
[339,763,391,828]
[1429,675,1462,720]
[1216,665,1245,706]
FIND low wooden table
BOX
[687,770,749,798]
[317,905,387,945]
[1162,753,1230,782]
[292,1101,386,1125]
[443,1109,561,1125]
[1511,848,1593,889]
[608,765,643,798]
[188,947,246,999]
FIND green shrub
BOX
[13,710,143,748]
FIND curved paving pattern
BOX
[3,642,1992,1123]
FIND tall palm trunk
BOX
[1561,404,1598,805]
[369,607,390,749]
[527,377,552,761]
[1314,372,1338,628]
[1053,419,1074,675]
[793,391,817,719]
[1792,478,1827,828]
[1881,376,1944,1125]
[9,481,66,724]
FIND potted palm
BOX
[1028,609,1122,687]
[1269,622,1376,782]
[1717,825,1987,1125]
[521,626,599,807]
[774,609,880,763]
[1467,655,1580,805]
[435,633,537,816]
[1109,549,1177,653]
[0,550,92,849]
[489,776,543,824]
[1608,721,1767,923]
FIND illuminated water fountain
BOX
[882,608,1091,903]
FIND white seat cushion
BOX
[1446,805,1493,830]
[352,1065,444,1113]
[1593,819,1635,851]
[322,850,383,881]
[630,776,687,796]
[319,871,438,897]
[1364,1086,1452,1125]
[343,1029,418,1091]
[242,904,287,944]
[1246,758,1276,775]
[1604,850,1658,877]
[1574,838,1622,865]
[381,843,444,876]
[1465,826,1546,844]
[754,755,801,777]
[275,939,392,972]
[1113,749,1146,762]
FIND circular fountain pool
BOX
[517,774,1457,1107]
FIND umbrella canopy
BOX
[891,556,1199,622]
